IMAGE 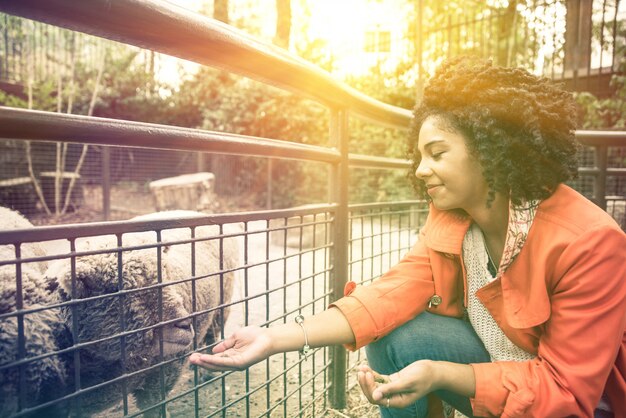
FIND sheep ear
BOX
[47,255,121,301]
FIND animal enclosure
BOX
[0,202,424,417]
[0,2,420,416]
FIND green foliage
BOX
[574,22,625,130]
[342,62,417,203]
[572,33,626,199]
[0,11,419,209]
[167,67,332,207]
[0,79,58,110]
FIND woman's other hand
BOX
[357,361,437,409]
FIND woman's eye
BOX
[432,152,444,160]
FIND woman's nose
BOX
[415,160,432,179]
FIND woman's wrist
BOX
[429,361,476,398]
[266,322,307,355]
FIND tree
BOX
[0,20,106,216]
[274,0,291,49]
[214,0,229,23]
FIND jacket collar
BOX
[421,207,471,255]
[422,200,548,329]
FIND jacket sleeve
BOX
[330,234,435,351]
[470,225,626,417]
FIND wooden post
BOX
[149,172,217,212]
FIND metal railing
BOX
[0,1,624,417]
[416,0,625,98]
[0,1,412,416]
[576,130,626,212]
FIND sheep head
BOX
[47,247,196,382]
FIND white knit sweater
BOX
[463,223,536,363]
[452,224,536,418]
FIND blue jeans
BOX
[365,311,490,418]
[366,312,614,418]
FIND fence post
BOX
[102,146,111,221]
[595,144,608,210]
[329,107,349,409]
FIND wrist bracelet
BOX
[295,314,312,361]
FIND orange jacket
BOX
[332,185,626,417]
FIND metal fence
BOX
[413,0,625,98]
[0,1,624,418]
[0,0,414,417]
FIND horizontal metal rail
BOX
[0,0,412,128]
[0,203,337,245]
[0,106,414,171]
[0,107,342,163]
[575,130,626,146]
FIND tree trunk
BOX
[274,0,292,49]
[214,0,229,24]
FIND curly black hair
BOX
[409,57,580,206]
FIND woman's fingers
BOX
[371,369,391,384]
[357,369,398,408]
[189,351,239,371]
[356,364,389,383]
[357,370,377,403]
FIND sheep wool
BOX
[45,210,240,417]
[0,207,69,418]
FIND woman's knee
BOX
[366,312,444,373]
[366,311,490,374]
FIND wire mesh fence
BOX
[0,201,428,417]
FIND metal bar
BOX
[329,108,349,409]
[0,0,412,128]
[116,233,129,416]
[578,167,626,176]
[69,238,81,413]
[594,144,608,210]
[243,222,251,418]
[102,145,110,221]
[0,107,342,164]
[575,130,626,146]
[267,158,273,209]
[349,200,423,211]
[15,244,26,413]
[348,154,411,169]
[0,204,337,245]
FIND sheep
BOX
[0,211,240,416]
[0,207,69,417]
[45,210,240,417]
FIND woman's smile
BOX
[426,184,443,195]
[416,117,490,213]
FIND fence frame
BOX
[0,0,625,415]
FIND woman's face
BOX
[415,116,490,212]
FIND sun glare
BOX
[156,0,408,84]
[306,0,408,76]
[308,0,370,47]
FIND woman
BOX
[190,58,626,417]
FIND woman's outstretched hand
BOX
[356,361,437,409]
[189,326,273,371]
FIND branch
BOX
[62,46,106,213]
